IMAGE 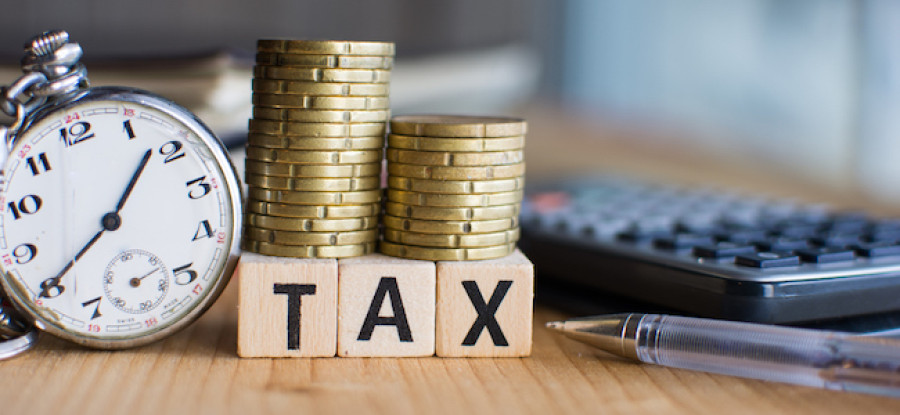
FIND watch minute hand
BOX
[48,228,104,283]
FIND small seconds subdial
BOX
[103,250,171,314]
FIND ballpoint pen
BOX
[547,313,900,398]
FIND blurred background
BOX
[2,0,899,204]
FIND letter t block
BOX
[237,252,338,357]
[435,249,534,357]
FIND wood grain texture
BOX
[3,293,899,415]
[3,105,900,413]
[337,254,435,357]
[237,252,337,357]
[435,249,533,357]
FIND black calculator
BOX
[519,176,900,323]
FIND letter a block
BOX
[435,249,533,357]
[337,254,436,357]
[237,252,337,357]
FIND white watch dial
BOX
[0,95,238,344]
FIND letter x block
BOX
[435,249,533,357]
[237,252,338,357]
[337,254,436,357]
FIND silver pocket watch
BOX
[0,31,243,356]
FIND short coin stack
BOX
[381,115,526,261]
[243,39,394,258]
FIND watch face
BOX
[0,90,240,347]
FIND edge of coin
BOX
[390,115,526,138]
[378,240,516,261]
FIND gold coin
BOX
[390,115,526,138]
[257,39,395,56]
[245,227,377,246]
[252,94,390,110]
[247,201,381,218]
[378,240,515,261]
[248,119,386,137]
[383,227,519,248]
[253,79,390,96]
[386,189,522,207]
[248,187,382,205]
[256,53,393,69]
[254,66,391,83]
[387,134,525,152]
[387,176,524,194]
[246,146,383,164]
[247,134,384,150]
[253,108,390,123]
[382,215,518,235]
[245,173,380,192]
[245,213,377,232]
[245,160,381,178]
[384,201,519,221]
[385,148,524,167]
[387,161,525,180]
[244,240,376,258]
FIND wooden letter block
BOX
[237,252,337,357]
[435,249,533,357]
[337,253,436,357]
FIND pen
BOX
[546,313,900,398]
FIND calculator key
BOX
[753,237,812,252]
[852,241,900,258]
[775,224,820,238]
[720,210,761,227]
[810,232,863,248]
[866,222,900,242]
[631,215,677,232]
[675,216,723,234]
[759,201,800,218]
[555,215,592,234]
[518,207,540,225]
[735,252,801,268]
[529,191,570,213]
[718,228,769,244]
[533,211,568,230]
[581,218,631,239]
[693,242,757,259]
[795,247,855,263]
[826,212,869,231]
[790,204,830,222]
[653,233,715,250]
[617,229,673,243]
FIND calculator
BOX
[519,176,900,323]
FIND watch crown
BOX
[21,30,84,81]
[26,30,69,57]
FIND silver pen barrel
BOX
[548,313,900,397]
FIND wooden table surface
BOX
[3,105,900,414]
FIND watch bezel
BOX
[0,86,243,349]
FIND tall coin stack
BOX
[380,115,527,261]
[243,39,394,258]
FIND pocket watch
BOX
[0,31,243,354]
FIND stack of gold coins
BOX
[381,115,526,261]
[243,39,394,258]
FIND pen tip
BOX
[545,321,564,331]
